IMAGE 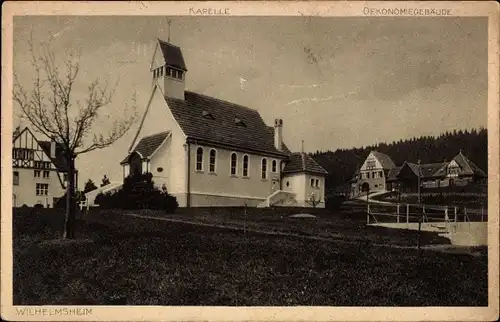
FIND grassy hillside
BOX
[13,208,487,306]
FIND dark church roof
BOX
[121,131,171,164]
[157,39,187,71]
[165,91,290,157]
[283,153,328,176]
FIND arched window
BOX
[261,158,268,180]
[272,160,277,173]
[209,149,217,173]
[230,153,238,176]
[196,147,203,171]
[243,155,249,177]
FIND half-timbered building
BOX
[12,127,72,207]
[351,150,487,197]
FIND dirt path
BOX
[122,213,482,255]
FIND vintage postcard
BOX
[1,1,499,321]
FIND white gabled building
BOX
[119,38,328,208]
[12,127,73,208]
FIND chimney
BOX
[50,137,56,158]
[13,126,20,138]
[274,118,283,151]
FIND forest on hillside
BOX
[311,128,488,192]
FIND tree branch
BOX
[13,33,136,160]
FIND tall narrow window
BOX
[243,155,249,177]
[196,147,203,171]
[231,153,238,176]
[261,158,267,180]
[209,149,216,173]
[272,160,277,173]
[43,170,50,178]
[34,170,41,178]
[13,171,19,186]
[310,178,315,187]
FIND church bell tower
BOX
[150,37,187,100]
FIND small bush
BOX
[95,172,178,213]
[54,191,86,209]
[34,203,44,209]
[325,195,346,210]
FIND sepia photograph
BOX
[2,1,499,321]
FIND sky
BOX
[12,16,488,187]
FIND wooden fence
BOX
[366,203,487,225]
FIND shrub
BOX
[325,194,346,210]
[95,172,178,212]
[54,191,86,209]
[34,203,44,209]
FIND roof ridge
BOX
[12,126,29,142]
[157,38,181,49]
[184,91,258,113]
[140,131,171,140]
[454,153,473,173]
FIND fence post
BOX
[367,206,370,225]
[243,202,247,233]
[481,205,484,222]
[464,207,467,222]
[397,204,400,223]
[444,206,449,222]
[406,203,409,224]
[417,217,422,255]
[454,206,457,223]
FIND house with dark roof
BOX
[351,150,487,197]
[350,150,396,196]
[386,151,487,193]
[120,38,327,208]
[12,127,71,207]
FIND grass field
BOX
[12,207,488,306]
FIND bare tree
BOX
[306,192,321,208]
[13,37,137,239]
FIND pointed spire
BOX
[301,140,304,154]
